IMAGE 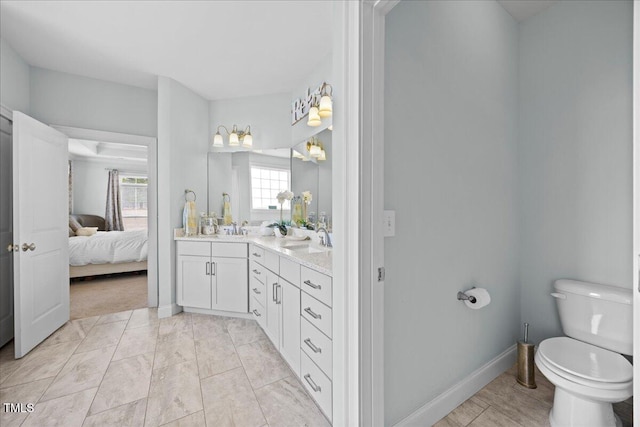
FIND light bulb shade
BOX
[229,132,239,146]
[318,149,326,161]
[307,107,321,127]
[213,132,224,147]
[310,144,322,157]
[242,132,253,147]
[318,95,332,118]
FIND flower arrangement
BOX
[302,191,312,205]
[276,190,293,223]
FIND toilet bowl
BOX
[535,280,633,427]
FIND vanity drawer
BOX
[211,242,247,258]
[301,292,332,339]
[249,276,266,307]
[265,249,279,274]
[301,266,332,308]
[250,261,266,284]
[301,352,332,422]
[250,296,265,328]
[280,257,300,288]
[250,246,265,264]
[301,317,332,379]
[177,241,210,257]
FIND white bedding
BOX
[69,230,148,266]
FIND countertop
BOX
[174,229,332,276]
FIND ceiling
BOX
[0,1,333,100]
[69,139,147,163]
[497,0,557,22]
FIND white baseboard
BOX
[183,307,252,319]
[395,344,517,427]
[157,303,182,318]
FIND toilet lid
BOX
[538,337,632,383]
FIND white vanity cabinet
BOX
[177,241,248,313]
[251,245,302,376]
[299,265,333,421]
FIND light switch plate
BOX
[383,210,395,237]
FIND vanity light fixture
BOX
[306,137,327,161]
[318,82,333,118]
[306,82,333,127]
[213,124,253,148]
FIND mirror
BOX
[207,128,332,228]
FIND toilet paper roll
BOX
[464,287,491,309]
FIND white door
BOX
[280,279,301,375]
[13,112,69,358]
[0,113,13,347]
[213,257,248,313]
[177,255,211,309]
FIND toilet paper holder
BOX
[457,287,477,304]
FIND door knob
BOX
[6,244,18,252]
[22,243,36,252]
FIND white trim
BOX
[0,104,13,121]
[361,1,400,425]
[53,125,159,308]
[158,303,182,319]
[632,0,639,419]
[394,345,517,427]
[183,306,252,319]
[332,1,361,425]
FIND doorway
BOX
[55,125,159,317]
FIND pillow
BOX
[69,227,75,237]
[76,227,98,236]
[69,216,82,232]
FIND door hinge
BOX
[377,267,385,282]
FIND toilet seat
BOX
[537,337,632,385]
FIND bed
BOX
[69,214,148,278]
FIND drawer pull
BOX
[252,309,261,317]
[304,338,322,353]
[273,283,278,302]
[252,269,261,275]
[252,287,261,295]
[304,307,322,320]
[304,374,321,392]
[303,279,321,290]
[252,252,261,257]
[206,262,210,276]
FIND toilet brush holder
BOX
[516,323,536,389]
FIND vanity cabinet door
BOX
[265,272,280,347]
[212,257,248,313]
[177,255,212,309]
[280,279,301,377]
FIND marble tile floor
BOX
[0,309,331,427]
[435,364,634,427]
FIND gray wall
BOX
[384,1,520,424]
[0,38,30,113]
[209,92,291,150]
[157,76,209,314]
[518,0,633,343]
[30,67,157,137]
[72,159,147,218]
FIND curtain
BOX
[105,169,124,231]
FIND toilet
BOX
[535,279,633,427]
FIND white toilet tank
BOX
[553,279,633,355]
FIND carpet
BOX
[70,272,148,320]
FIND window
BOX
[119,175,148,230]
[250,166,290,210]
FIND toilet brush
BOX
[516,323,537,389]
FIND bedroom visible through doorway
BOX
[66,129,155,319]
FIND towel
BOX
[183,201,198,236]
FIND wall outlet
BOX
[383,210,395,237]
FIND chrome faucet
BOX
[231,222,238,235]
[316,227,332,248]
